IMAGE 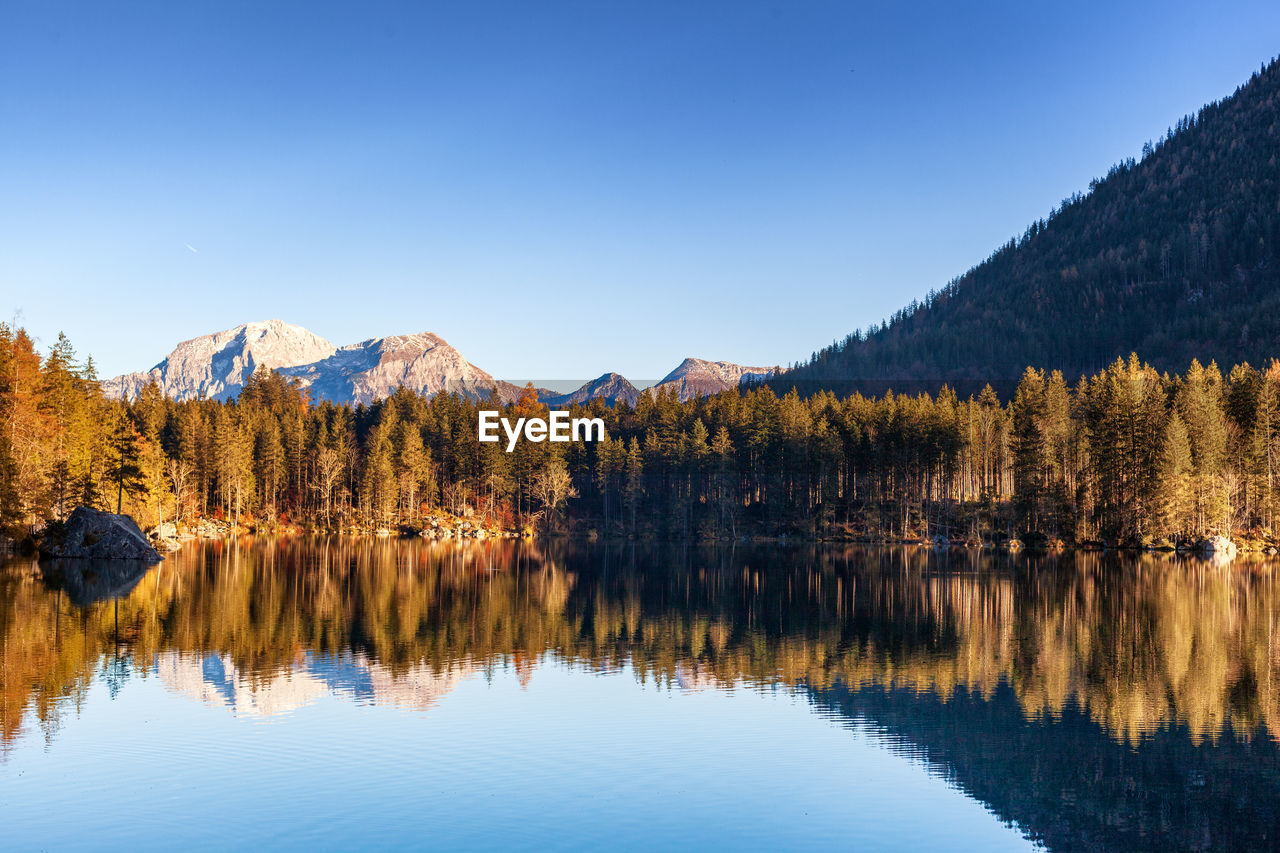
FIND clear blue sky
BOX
[3,1,1279,382]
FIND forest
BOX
[786,57,1280,395]
[4,323,1280,548]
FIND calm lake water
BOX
[2,540,1279,851]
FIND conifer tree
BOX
[593,436,623,533]
[106,405,145,515]
[1010,367,1048,533]
[711,426,735,537]
[1178,360,1230,533]
[624,437,642,536]
[396,420,433,523]
[1159,412,1195,538]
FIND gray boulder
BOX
[151,521,178,539]
[1197,535,1238,560]
[41,506,162,562]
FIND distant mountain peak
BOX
[654,358,775,400]
[542,372,642,407]
[539,360,778,407]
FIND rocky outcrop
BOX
[147,523,184,552]
[103,320,337,401]
[1198,535,1238,559]
[40,507,162,561]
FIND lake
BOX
[2,539,1279,851]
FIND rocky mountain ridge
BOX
[104,321,775,405]
[102,320,337,401]
[278,332,503,405]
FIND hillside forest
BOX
[787,58,1280,395]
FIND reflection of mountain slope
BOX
[308,652,476,710]
[673,663,739,693]
[157,653,330,717]
[808,680,1280,852]
[360,658,475,710]
[156,651,475,717]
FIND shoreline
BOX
[147,521,1279,559]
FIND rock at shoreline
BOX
[148,521,184,552]
[41,507,162,562]
[1198,535,1238,559]
[152,522,178,539]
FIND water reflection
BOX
[3,540,1280,849]
[40,557,156,605]
[155,651,476,716]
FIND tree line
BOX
[4,323,1280,545]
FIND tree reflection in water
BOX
[2,540,1279,848]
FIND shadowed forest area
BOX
[787,58,1280,395]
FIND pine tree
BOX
[1159,412,1195,538]
[361,422,396,526]
[106,406,145,515]
[624,437,643,536]
[396,420,433,523]
[711,426,735,537]
[1178,360,1230,533]
[593,436,624,533]
[256,416,285,522]
[1010,367,1047,534]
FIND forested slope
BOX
[786,57,1280,394]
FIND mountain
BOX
[105,322,777,407]
[539,360,775,407]
[785,57,1280,395]
[542,373,641,407]
[102,320,337,401]
[277,332,502,405]
[105,323,513,405]
[653,358,775,401]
